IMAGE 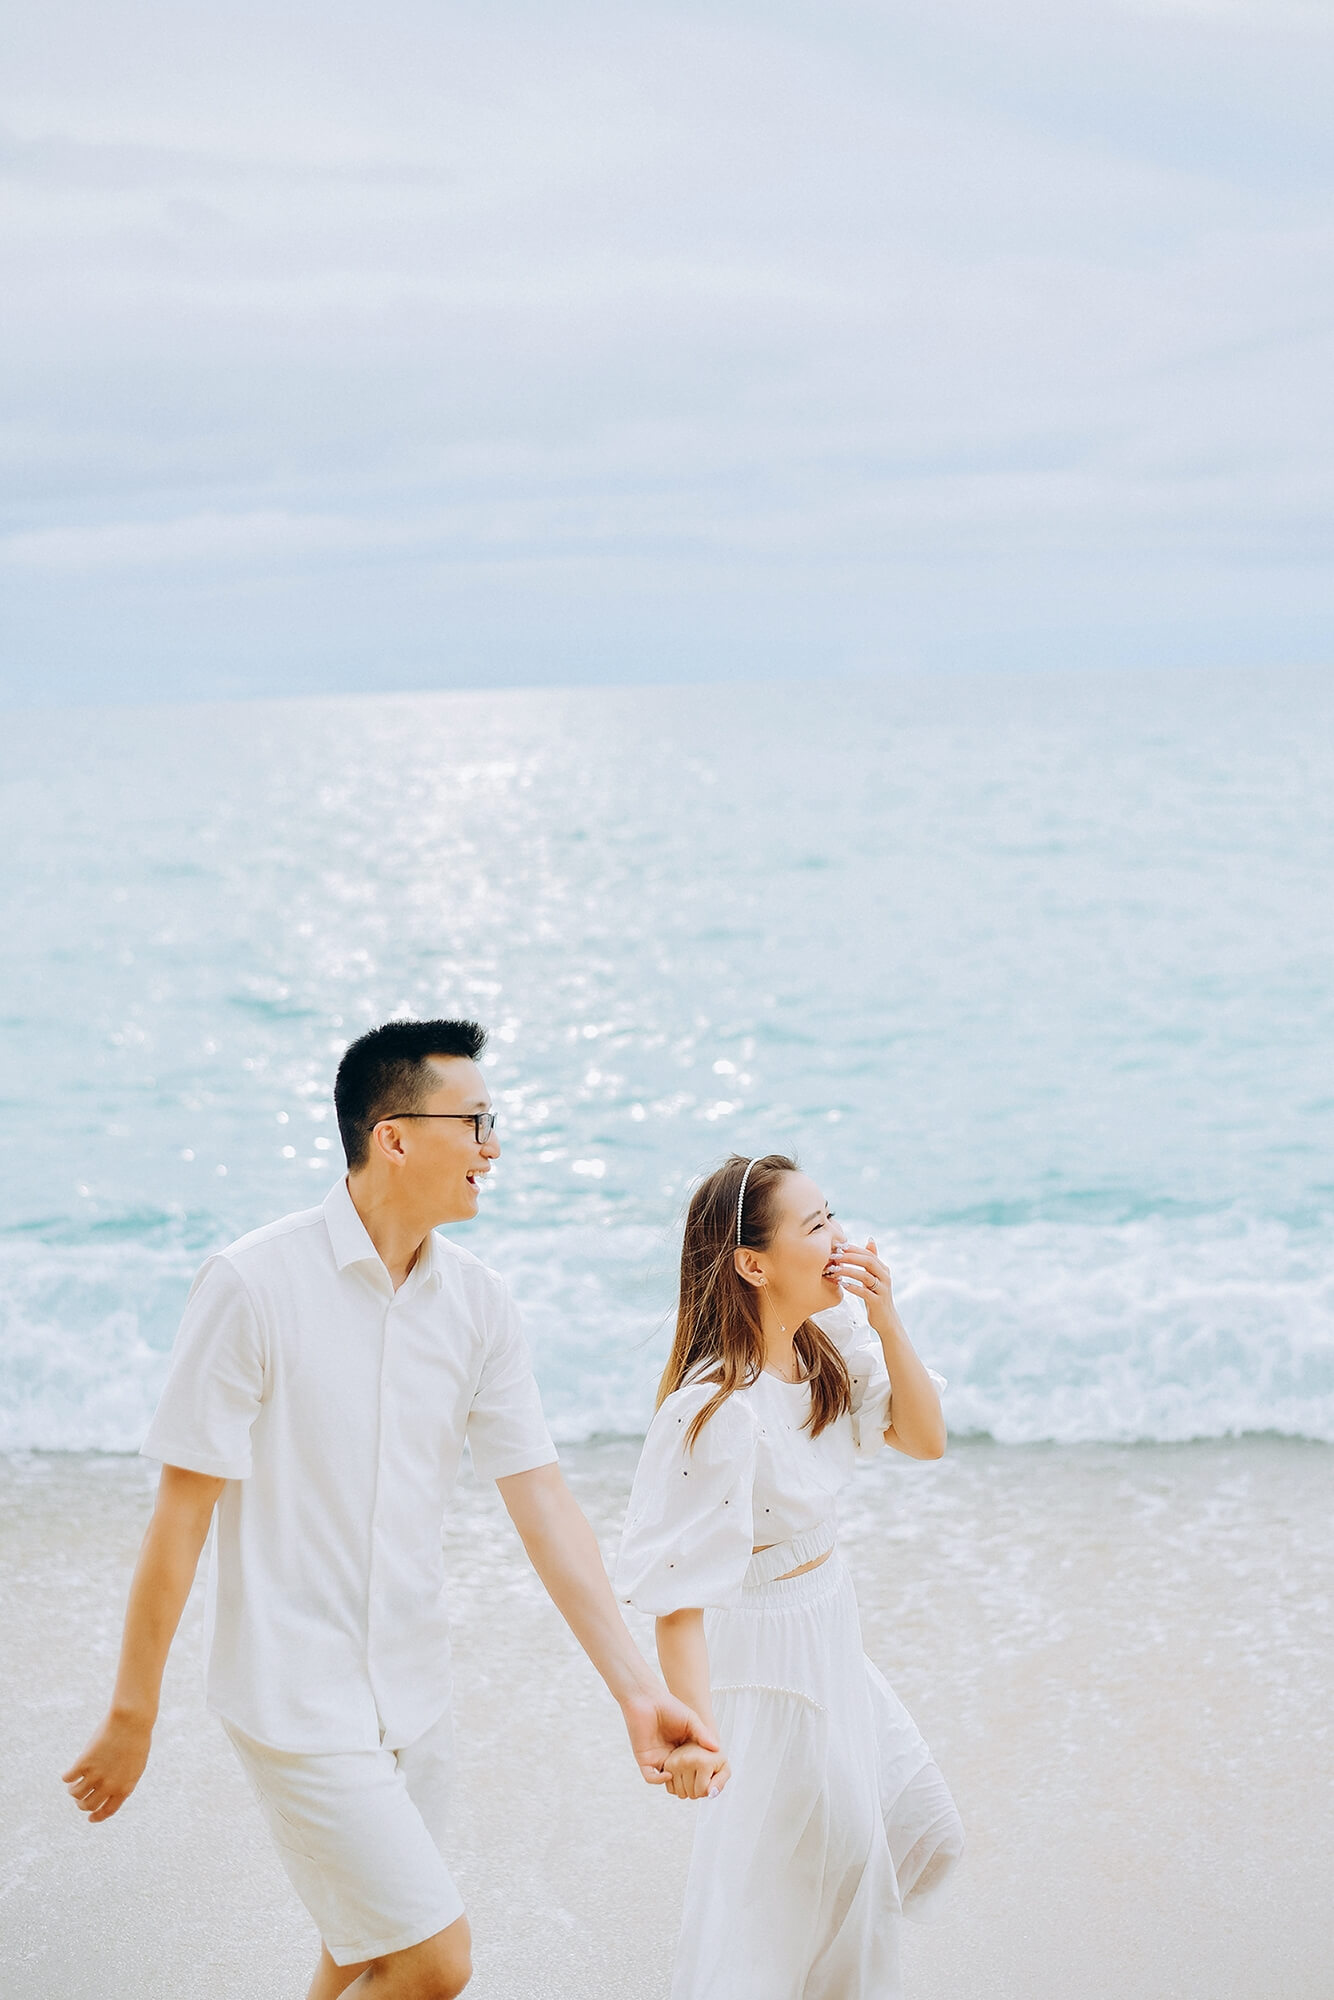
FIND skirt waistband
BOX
[744,1517,837,1588]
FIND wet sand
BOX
[3,1438,1331,1998]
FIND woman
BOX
[615,1153,963,2000]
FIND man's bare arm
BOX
[62,1464,224,1823]
[497,1462,720,1783]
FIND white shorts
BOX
[223,1707,465,1967]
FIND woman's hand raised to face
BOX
[831,1234,948,1460]
[827,1235,898,1333]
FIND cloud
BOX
[1,0,1332,701]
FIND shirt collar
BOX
[322,1178,443,1290]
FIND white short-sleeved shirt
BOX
[615,1303,899,1617]
[142,1178,557,1752]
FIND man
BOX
[63,1018,717,1999]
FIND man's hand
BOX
[662,1741,731,1801]
[620,1685,721,1786]
[62,1711,153,1824]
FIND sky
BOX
[2,0,1332,706]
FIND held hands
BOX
[62,1710,153,1824]
[620,1686,722,1788]
[662,1741,731,1801]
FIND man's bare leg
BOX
[306,1918,472,2000]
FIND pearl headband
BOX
[735,1157,756,1246]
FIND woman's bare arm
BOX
[830,1237,947,1460]
[655,1607,716,1732]
[656,1608,730,1799]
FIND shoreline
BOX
[6,1437,1332,1998]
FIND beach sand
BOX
[4,1437,1331,1999]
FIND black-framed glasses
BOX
[377,1110,498,1143]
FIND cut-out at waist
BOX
[773,1548,831,1580]
[744,1518,837,1588]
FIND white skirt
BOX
[671,1550,963,2000]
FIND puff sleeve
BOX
[815,1300,893,1458]
[814,1299,947,1459]
[615,1383,758,1614]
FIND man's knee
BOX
[413,1957,470,2000]
[421,1947,470,2000]
[367,1919,471,1999]
[408,1967,469,2000]
[425,1916,471,1998]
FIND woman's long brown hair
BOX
[658,1153,852,1448]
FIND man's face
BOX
[383,1055,499,1222]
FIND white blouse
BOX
[615,1303,897,1616]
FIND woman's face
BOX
[751,1170,848,1319]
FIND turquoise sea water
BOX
[2,670,1331,1449]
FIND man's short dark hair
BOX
[334,1018,487,1170]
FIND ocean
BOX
[3,668,1332,1453]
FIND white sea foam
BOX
[3,1215,1330,1453]
[884,1215,1334,1445]
[0,1242,197,1454]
